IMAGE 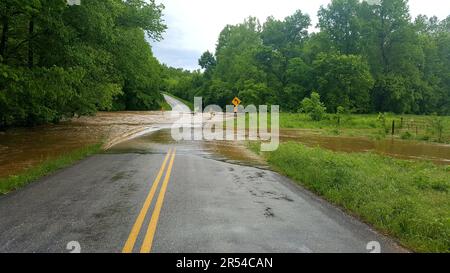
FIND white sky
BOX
[151,0,450,70]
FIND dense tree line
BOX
[173,0,450,115]
[0,0,166,128]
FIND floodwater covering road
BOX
[0,95,407,253]
[0,109,180,179]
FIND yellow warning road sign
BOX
[232,97,241,107]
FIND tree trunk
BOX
[0,16,9,63]
[379,7,389,73]
[28,18,34,68]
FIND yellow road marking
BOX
[122,149,173,253]
[140,149,177,253]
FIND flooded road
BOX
[107,129,267,168]
[0,124,100,178]
[107,127,450,172]
[0,111,173,179]
[0,95,407,253]
[1,103,449,181]
[280,129,450,165]
[0,128,406,253]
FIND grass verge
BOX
[160,100,172,111]
[251,142,450,252]
[0,143,102,194]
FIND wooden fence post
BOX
[392,120,395,135]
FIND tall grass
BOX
[264,142,450,253]
[0,143,102,194]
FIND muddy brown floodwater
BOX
[108,128,450,169]
[280,129,450,165]
[0,111,174,179]
[2,115,449,180]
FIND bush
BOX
[335,106,347,126]
[401,131,413,140]
[300,92,327,121]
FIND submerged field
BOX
[278,113,450,144]
[248,141,450,253]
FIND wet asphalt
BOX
[0,97,406,253]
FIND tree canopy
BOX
[0,0,166,128]
[171,0,450,116]
[2,0,449,129]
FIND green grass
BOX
[252,142,450,252]
[162,92,194,111]
[280,113,378,129]
[278,113,450,143]
[0,143,102,194]
[160,99,172,111]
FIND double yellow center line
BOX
[122,148,176,253]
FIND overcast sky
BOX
[150,0,450,71]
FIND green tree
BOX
[318,0,362,54]
[199,51,216,70]
[171,1,449,116]
[206,17,266,107]
[0,0,167,128]
[360,0,424,113]
[261,10,310,52]
[313,53,374,113]
[283,57,311,111]
[198,50,216,80]
[300,92,327,121]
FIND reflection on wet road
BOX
[107,129,267,169]
[103,128,406,253]
[108,127,450,170]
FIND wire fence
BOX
[388,117,450,142]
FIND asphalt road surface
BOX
[0,96,406,253]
